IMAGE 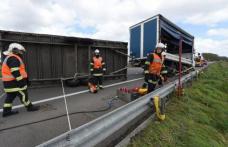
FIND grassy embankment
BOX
[129,62,228,147]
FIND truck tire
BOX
[65,79,80,87]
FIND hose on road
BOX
[0,96,119,132]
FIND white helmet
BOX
[94,49,100,55]
[3,43,25,55]
[156,42,166,49]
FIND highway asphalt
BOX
[0,67,144,147]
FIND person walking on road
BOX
[1,43,40,117]
[90,49,106,89]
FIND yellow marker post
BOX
[153,96,165,121]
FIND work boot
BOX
[2,110,19,117]
[27,105,40,112]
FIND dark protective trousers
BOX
[3,90,32,112]
[147,74,159,93]
[93,75,103,86]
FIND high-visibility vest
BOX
[149,53,162,74]
[2,54,28,81]
[93,57,102,69]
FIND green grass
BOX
[128,62,228,147]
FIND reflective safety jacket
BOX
[90,56,106,76]
[145,53,162,75]
[93,57,102,69]
[1,54,28,92]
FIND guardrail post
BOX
[177,36,184,97]
[160,97,166,116]
[153,96,165,121]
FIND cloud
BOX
[0,0,228,56]
[1,0,228,37]
[207,28,228,38]
[0,0,77,34]
[195,38,228,56]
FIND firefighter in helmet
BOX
[90,49,106,89]
[144,43,165,92]
[1,43,40,117]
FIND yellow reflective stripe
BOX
[19,91,26,104]
[90,69,94,71]
[10,67,20,72]
[161,70,168,74]
[145,61,150,65]
[93,73,103,76]
[153,58,162,63]
[25,100,31,106]
[18,91,30,106]
[4,85,27,93]
[148,80,157,84]
[3,54,23,65]
[144,70,149,74]
[2,75,14,79]
[3,56,10,64]
[16,76,23,81]
[4,103,12,108]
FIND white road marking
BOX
[0,93,5,99]
[61,78,72,131]
[0,77,144,112]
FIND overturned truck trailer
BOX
[130,14,194,69]
[0,30,128,86]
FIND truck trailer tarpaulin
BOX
[129,14,194,66]
[0,30,128,85]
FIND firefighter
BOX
[198,53,201,60]
[195,53,202,67]
[2,43,40,117]
[144,43,165,93]
[90,49,106,89]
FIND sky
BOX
[0,0,228,57]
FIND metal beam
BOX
[0,38,72,46]
[166,53,192,65]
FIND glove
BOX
[103,68,106,74]
[160,75,164,81]
[90,69,94,75]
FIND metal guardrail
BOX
[37,67,204,147]
[166,53,192,65]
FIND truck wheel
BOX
[65,79,80,87]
